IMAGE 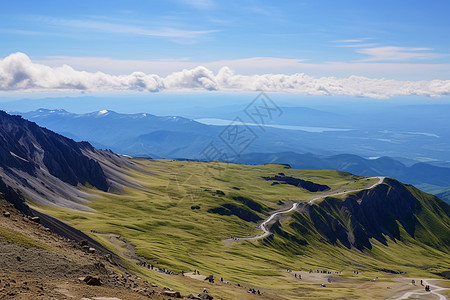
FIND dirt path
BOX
[389,279,448,300]
[307,176,385,205]
[97,233,145,266]
[184,272,207,281]
[228,176,385,242]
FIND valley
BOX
[2,1,450,299]
[14,108,450,204]
[30,159,450,299]
[0,110,449,299]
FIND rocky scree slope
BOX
[0,110,142,210]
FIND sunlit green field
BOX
[33,159,450,299]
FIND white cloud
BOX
[1,52,450,99]
[36,56,306,76]
[34,16,219,40]
[183,0,215,10]
[37,55,450,81]
[357,46,444,62]
[337,43,378,48]
[334,39,366,43]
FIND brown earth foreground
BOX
[0,194,178,299]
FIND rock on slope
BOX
[0,191,165,299]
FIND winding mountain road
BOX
[232,176,385,242]
[393,279,448,300]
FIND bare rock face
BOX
[0,110,108,192]
[197,291,214,300]
[0,178,32,214]
[83,275,102,286]
[163,290,182,298]
[30,216,40,224]
[0,110,147,211]
[262,175,329,192]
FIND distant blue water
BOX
[195,118,351,133]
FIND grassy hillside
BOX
[0,192,164,299]
[436,188,450,204]
[33,159,450,299]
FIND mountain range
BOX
[16,107,450,162]
[14,109,450,203]
[1,109,449,253]
[0,109,449,299]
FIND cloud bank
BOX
[1,52,450,98]
[356,46,443,62]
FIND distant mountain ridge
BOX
[17,108,450,162]
[233,152,450,203]
[17,108,330,158]
[18,108,212,156]
[13,109,450,203]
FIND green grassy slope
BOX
[32,159,450,299]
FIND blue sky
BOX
[2,0,449,63]
[0,0,450,98]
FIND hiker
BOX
[328,277,331,283]
[412,279,415,285]
[421,280,423,286]
[221,277,223,282]
[295,274,297,278]
[203,288,208,294]
[299,274,302,280]
[257,290,260,295]
[181,270,184,276]
[151,264,153,270]
[425,285,430,292]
